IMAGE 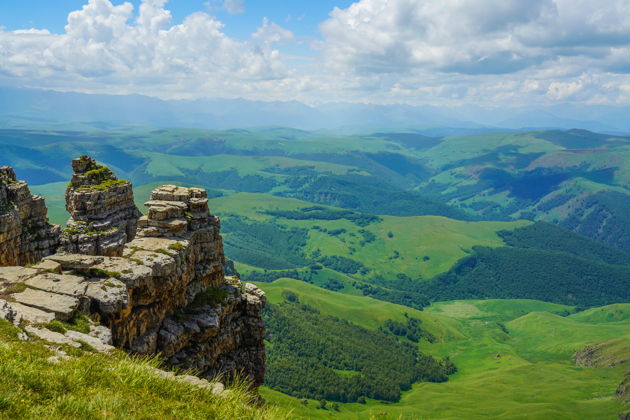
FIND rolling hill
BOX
[257,281,630,419]
[5,126,630,253]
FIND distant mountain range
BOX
[2,86,630,134]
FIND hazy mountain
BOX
[3,86,630,134]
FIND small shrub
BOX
[44,314,91,334]
[191,288,228,308]
[44,320,67,334]
[3,283,27,294]
[281,290,299,303]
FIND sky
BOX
[1,0,630,107]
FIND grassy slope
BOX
[142,153,367,178]
[419,131,561,169]
[210,192,531,279]
[34,182,529,280]
[0,320,287,420]
[415,131,630,224]
[569,303,630,323]
[257,278,462,341]
[258,283,630,419]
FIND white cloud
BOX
[223,0,245,15]
[0,0,289,98]
[318,0,630,76]
[306,0,630,106]
[253,17,293,45]
[2,0,630,106]
[546,81,583,100]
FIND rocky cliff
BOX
[0,159,266,388]
[61,156,141,256]
[0,166,60,266]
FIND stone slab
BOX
[7,301,55,324]
[44,254,105,270]
[0,266,39,284]
[65,330,114,352]
[25,273,87,296]
[32,260,62,274]
[13,289,79,320]
[25,326,81,347]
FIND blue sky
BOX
[0,0,353,39]
[1,0,629,106]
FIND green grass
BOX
[420,131,562,169]
[0,319,288,420]
[426,299,574,322]
[258,284,630,419]
[211,192,531,279]
[569,303,630,323]
[256,278,463,342]
[44,314,92,335]
[142,153,367,178]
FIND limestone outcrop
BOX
[0,160,266,388]
[61,156,141,257]
[574,340,630,367]
[0,166,60,266]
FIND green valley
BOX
[257,280,630,419]
[3,125,630,419]
[4,3,630,419]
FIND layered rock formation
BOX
[0,166,60,266]
[61,156,141,256]
[0,160,266,388]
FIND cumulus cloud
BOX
[0,0,289,98]
[318,0,630,76]
[2,0,630,106]
[308,0,630,105]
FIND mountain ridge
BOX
[4,86,630,133]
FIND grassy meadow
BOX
[209,192,531,280]
[0,320,288,420]
[257,282,630,419]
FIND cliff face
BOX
[61,156,141,257]
[0,160,265,387]
[0,166,60,266]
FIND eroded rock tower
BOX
[61,156,141,256]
